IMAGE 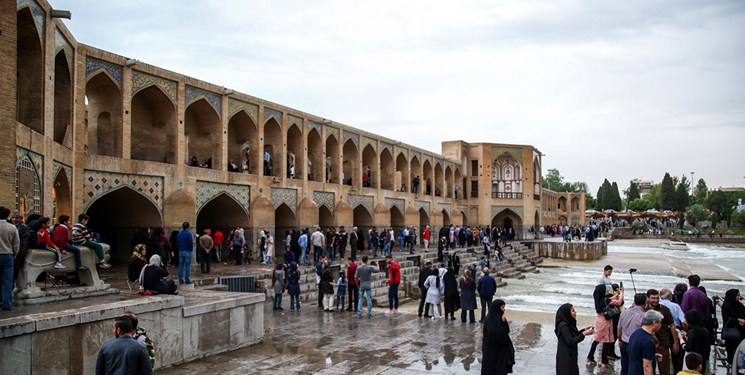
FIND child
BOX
[333,271,347,312]
[37,216,66,269]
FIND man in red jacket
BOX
[53,215,87,271]
[346,257,359,312]
[386,255,401,314]
[213,230,224,263]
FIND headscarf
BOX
[593,284,607,314]
[139,254,162,286]
[132,244,146,260]
[685,309,702,327]
[722,289,745,322]
[484,299,508,340]
[555,303,578,337]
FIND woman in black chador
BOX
[555,303,594,375]
[481,299,515,375]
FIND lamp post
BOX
[690,171,695,194]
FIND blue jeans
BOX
[1,254,13,309]
[313,245,322,263]
[274,293,282,309]
[300,246,307,264]
[358,287,373,315]
[384,242,391,257]
[372,242,378,258]
[388,283,399,309]
[398,238,404,251]
[178,251,192,283]
[63,245,83,268]
[290,293,300,310]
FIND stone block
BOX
[0,334,31,375]
[157,307,184,368]
[197,309,230,354]
[78,319,112,375]
[31,326,73,374]
[229,306,246,346]
[245,303,264,345]
[181,312,201,360]
[33,310,79,332]
[0,315,36,338]
[76,304,126,324]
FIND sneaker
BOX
[54,262,66,269]
[431,316,436,320]
[367,313,372,318]
[98,261,112,269]
[386,310,393,314]
[77,266,89,271]
[394,309,399,314]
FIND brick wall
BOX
[0,0,18,207]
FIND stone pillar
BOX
[0,0,17,206]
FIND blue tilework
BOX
[313,191,335,214]
[326,127,339,141]
[17,0,45,42]
[185,85,222,116]
[53,161,72,188]
[86,57,123,87]
[82,170,164,213]
[384,198,404,214]
[228,98,258,123]
[131,71,178,104]
[195,181,250,215]
[264,108,283,124]
[347,195,373,217]
[308,120,322,134]
[342,131,359,146]
[271,188,297,214]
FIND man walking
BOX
[96,315,152,375]
[177,222,193,284]
[477,268,497,323]
[346,257,359,312]
[386,255,401,314]
[298,229,308,265]
[355,256,379,318]
[310,227,324,264]
[422,225,431,252]
[198,229,213,274]
[627,310,664,375]
[0,207,20,311]
[213,229,223,263]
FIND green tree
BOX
[659,173,676,210]
[674,176,689,211]
[686,204,707,227]
[597,179,612,210]
[542,168,563,191]
[626,180,641,202]
[628,198,651,212]
[731,209,745,227]
[693,178,708,204]
[643,185,661,210]
[706,190,736,226]
[585,192,597,210]
[609,182,622,211]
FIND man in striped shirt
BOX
[72,214,111,269]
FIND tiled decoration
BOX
[381,141,393,154]
[438,202,451,216]
[228,98,258,124]
[271,187,297,214]
[195,181,250,215]
[347,195,374,217]
[414,200,430,213]
[86,56,123,87]
[491,205,524,220]
[264,108,283,124]
[308,120,322,134]
[185,85,222,116]
[52,161,72,188]
[411,151,421,161]
[491,146,522,161]
[54,28,74,70]
[313,191,335,214]
[288,115,303,128]
[82,170,164,213]
[384,197,404,214]
[17,0,45,43]
[361,136,376,151]
[15,147,43,216]
[326,127,339,142]
[131,71,178,104]
[396,147,408,159]
[342,131,359,146]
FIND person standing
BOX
[198,230,213,274]
[481,299,515,375]
[96,315,152,375]
[272,263,285,310]
[298,229,308,265]
[336,226,348,261]
[263,231,274,265]
[349,227,358,261]
[598,264,613,286]
[0,207,20,311]
[385,255,401,314]
[355,256,380,318]
[627,310,664,375]
[418,261,435,318]
[310,227,325,264]
[477,268,497,323]
[682,310,710,373]
[286,262,301,311]
[346,258,359,312]
[443,266,459,320]
[176,222,193,284]
[721,288,745,365]
[9,210,29,285]
[618,293,647,375]
[231,228,244,265]
[555,303,594,375]
[661,288,686,374]
[587,283,624,368]
[680,275,711,333]
[213,229,223,263]
[646,288,680,375]
[459,270,477,323]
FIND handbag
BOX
[722,319,742,341]
[603,305,620,320]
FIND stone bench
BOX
[15,243,111,299]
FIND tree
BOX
[626,180,641,202]
[706,190,736,226]
[674,176,689,212]
[731,209,745,227]
[643,184,662,210]
[686,204,707,227]
[585,192,597,210]
[609,182,623,211]
[693,178,707,204]
[542,169,564,191]
[659,172,676,210]
[596,179,611,210]
[628,198,651,212]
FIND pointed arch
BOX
[16,155,42,216]
[442,209,451,227]
[419,207,430,228]
[197,193,250,229]
[263,117,282,177]
[410,155,421,193]
[287,124,303,179]
[307,127,323,182]
[53,168,72,219]
[380,148,394,190]
[423,159,433,195]
[275,203,297,235]
[131,85,177,163]
[16,7,44,133]
[342,138,359,186]
[228,110,258,174]
[434,163,444,197]
[325,134,339,183]
[54,50,73,147]
[445,165,453,198]
[86,72,123,157]
[362,144,377,188]
[390,206,404,228]
[533,157,541,198]
[558,196,567,211]
[185,98,221,168]
[395,152,409,192]
[319,205,334,228]
[353,205,373,233]
[491,208,522,240]
[491,152,523,199]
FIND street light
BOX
[690,171,695,194]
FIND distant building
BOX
[633,179,655,196]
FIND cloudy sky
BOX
[55,0,745,194]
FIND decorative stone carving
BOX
[271,188,297,213]
[384,197,405,214]
[82,170,164,213]
[52,161,72,188]
[414,200,430,213]
[347,195,374,217]
[313,191,334,214]
[437,202,451,216]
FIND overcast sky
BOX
[55,0,745,194]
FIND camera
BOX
[620,281,623,288]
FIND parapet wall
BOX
[533,240,607,260]
[0,291,265,374]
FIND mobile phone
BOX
[620,281,623,288]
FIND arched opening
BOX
[461,211,468,226]
[319,205,334,228]
[445,166,453,198]
[131,86,176,163]
[533,157,541,198]
[558,196,567,211]
[263,118,282,177]
[419,208,430,228]
[86,187,162,264]
[197,193,249,235]
[491,153,523,199]
[380,148,394,190]
[390,206,404,228]
[307,128,323,182]
[353,206,373,240]
[362,145,377,188]
[287,124,303,179]
[442,210,451,227]
[395,153,409,192]
[342,139,359,186]
[534,211,540,230]
[52,170,72,220]
[16,7,44,133]
[86,72,123,157]
[184,98,221,168]
[434,163,444,197]
[325,134,339,183]
[558,215,568,225]
[423,159,433,196]
[491,209,522,240]
[410,156,421,194]
[454,168,463,199]
[16,156,41,216]
[227,110,258,173]
[274,204,297,239]
[54,51,73,147]
[571,197,580,212]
